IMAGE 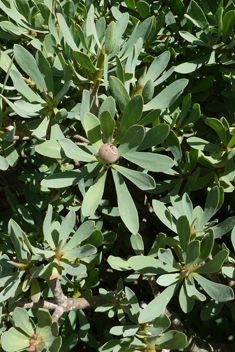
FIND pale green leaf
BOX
[112,168,139,234]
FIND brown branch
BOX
[46,278,67,306]
[15,278,116,322]
[15,299,58,310]
[46,278,68,321]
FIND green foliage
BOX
[1,0,235,351]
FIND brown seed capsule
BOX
[98,143,118,164]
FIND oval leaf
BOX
[193,273,234,302]
[124,152,174,172]
[81,170,107,217]
[112,168,139,234]
[143,79,188,111]
[113,164,155,190]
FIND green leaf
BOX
[80,90,90,127]
[63,221,95,251]
[182,193,194,224]
[114,164,155,190]
[194,250,228,274]
[222,10,235,42]
[108,255,131,271]
[99,96,116,119]
[124,152,174,172]
[54,80,72,103]
[41,165,93,189]
[36,50,54,95]
[112,168,139,234]
[138,110,160,126]
[157,273,181,287]
[61,262,87,277]
[138,124,170,150]
[99,340,121,352]
[115,55,125,83]
[152,200,177,233]
[81,170,107,217]
[110,324,138,337]
[187,137,220,152]
[37,310,53,333]
[189,76,214,94]
[185,0,210,33]
[1,327,30,352]
[0,95,42,118]
[139,282,180,323]
[193,273,234,302]
[64,244,96,259]
[59,138,96,162]
[130,233,144,255]
[175,55,210,74]
[105,21,116,55]
[151,314,171,334]
[125,287,139,323]
[15,0,31,22]
[8,219,28,261]
[35,140,64,159]
[142,79,154,103]
[12,307,34,336]
[156,330,187,350]
[109,76,130,112]
[128,255,177,275]
[10,69,44,103]
[84,229,103,247]
[185,276,206,301]
[176,215,191,260]
[117,125,145,156]
[100,110,115,144]
[205,118,230,146]
[120,16,153,57]
[0,272,19,287]
[158,248,179,268]
[185,241,200,267]
[179,31,208,46]
[73,51,96,72]
[143,79,188,111]
[115,12,129,44]
[202,187,223,226]
[49,336,62,352]
[84,112,103,151]
[86,4,101,49]
[115,95,143,143]
[82,268,99,289]
[59,210,75,245]
[137,1,150,18]
[146,51,170,82]
[124,0,135,9]
[14,44,46,92]
[30,278,41,303]
[166,130,183,168]
[43,205,55,249]
[0,155,9,171]
[200,301,224,321]
[32,115,50,139]
[0,277,20,303]
[57,13,78,51]
[179,281,195,313]
[195,229,214,263]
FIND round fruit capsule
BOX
[98,143,118,163]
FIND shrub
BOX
[1,1,235,351]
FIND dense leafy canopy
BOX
[1,1,235,351]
